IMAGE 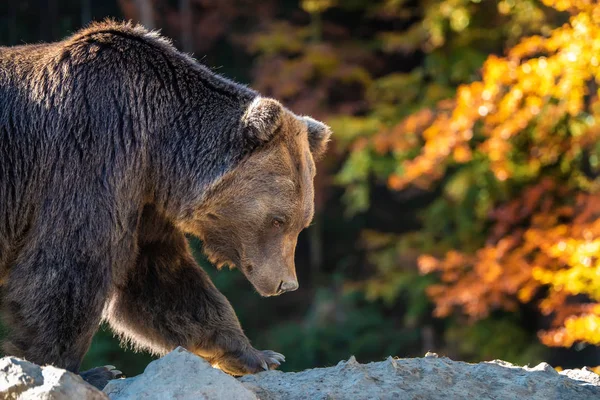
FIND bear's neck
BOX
[146,64,258,223]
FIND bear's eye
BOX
[272,217,285,228]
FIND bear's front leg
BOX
[1,238,115,388]
[197,326,286,375]
[104,206,284,374]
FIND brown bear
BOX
[0,20,330,389]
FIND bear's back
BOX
[0,34,130,250]
[0,21,261,269]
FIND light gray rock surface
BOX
[2,347,599,400]
[103,347,257,400]
[0,356,107,399]
[240,352,600,400]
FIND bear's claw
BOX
[215,347,286,375]
[80,365,124,390]
[261,350,285,366]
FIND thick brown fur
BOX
[0,20,330,388]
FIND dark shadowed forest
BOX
[1,0,600,376]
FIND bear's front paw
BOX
[215,348,285,376]
[80,365,124,390]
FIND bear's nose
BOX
[279,280,299,293]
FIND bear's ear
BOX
[242,97,284,145]
[304,116,332,159]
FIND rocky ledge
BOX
[1,347,599,399]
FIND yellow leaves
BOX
[497,1,512,15]
[540,314,600,347]
[482,55,514,85]
[542,0,598,14]
[380,2,600,190]
[532,234,600,301]
[248,0,600,355]
[449,7,470,32]
[301,0,336,14]
[418,166,600,346]
[518,196,600,307]
[518,281,539,303]
[526,95,543,116]
[509,36,546,61]
[330,0,600,350]
[548,239,600,261]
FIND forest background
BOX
[2,0,600,376]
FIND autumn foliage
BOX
[242,0,600,354]
[370,0,600,348]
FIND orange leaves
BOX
[373,2,600,191]
[417,255,439,274]
[357,0,600,352]
[452,145,472,163]
[392,4,600,347]
[373,108,435,156]
[387,174,407,191]
[282,0,600,351]
[421,183,600,347]
[418,232,532,321]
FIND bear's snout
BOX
[277,280,299,294]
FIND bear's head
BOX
[197,97,330,297]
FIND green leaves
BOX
[336,147,372,215]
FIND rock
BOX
[239,355,600,400]
[3,348,599,400]
[0,356,107,399]
[561,366,600,386]
[103,347,256,400]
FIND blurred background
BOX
[2,0,600,377]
